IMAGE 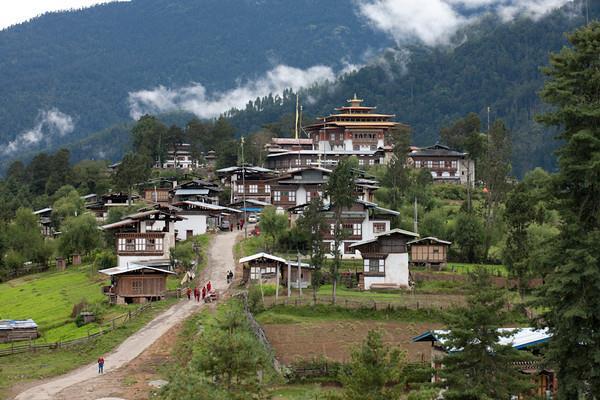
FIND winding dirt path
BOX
[13,230,239,400]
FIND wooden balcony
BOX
[115,232,165,256]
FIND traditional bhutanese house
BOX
[141,178,176,204]
[0,319,39,343]
[157,143,199,170]
[413,328,555,398]
[86,192,140,222]
[33,207,55,237]
[408,143,475,186]
[173,200,242,239]
[101,206,182,268]
[265,148,389,172]
[350,228,419,290]
[408,237,451,269]
[267,167,380,212]
[80,193,98,205]
[99,263,175,304]
[239,253,287,283]
[325,200,400,259]
[239,253,313,288]
[216,165,278,204]
[171,180,222,204]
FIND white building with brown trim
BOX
[350,228,419,290]
[408,144,475,186]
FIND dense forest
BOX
[0,0,391,151]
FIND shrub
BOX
[93,249,117,270]
[247,284,264,314]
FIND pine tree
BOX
[536,21,600,398]
[325,158,357,304]
[339,330,405,400]
[297,197,327,303]
[441,269,534,399]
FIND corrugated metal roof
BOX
[413,328,551,351]
[0,319,38,330]
[98,263,176,276]
[408,236,452,245]
[100,218,137,230]
[175,188,210,196]
[239,252,287,264]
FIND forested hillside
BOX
[0,0,391,150]
[226,6,594,177]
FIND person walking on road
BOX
[97,357,104,374]
[186,287,192,300]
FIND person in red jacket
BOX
[206,281,212,293]
[98,357,104,374]
[193,286,199,302]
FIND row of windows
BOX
[415,160,458,169]
[117,237,163,252]
[358,158,380,166]
[250,266,277,280]
[273,191,295,202]
[329,223,362,236]
[237,184,271,194]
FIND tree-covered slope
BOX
[226,7,593,176]
[0,0,392,148]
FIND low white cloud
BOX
[128,64,337,120]
[356,0,572,46]
[3,108,75,155]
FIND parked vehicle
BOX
[247,214,257,223]
[220,220,231,231]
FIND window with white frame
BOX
[249,184,258,193]
[415,160,421,168]
[237,184,244,193]
[295,158,301,166]
[352,223,362,236]
[288,190,296,202]
[359,159,365,166]
[426,160,433,168]
[273,191,281,202]
[451,160,458,168]
[364,258,385,274]
[368,159,375,165]
[265,185,271,193]
[306,191,311,202]
[329,223,335,235]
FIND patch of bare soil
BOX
[263,321,444,365]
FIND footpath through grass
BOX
[0,298,177,398]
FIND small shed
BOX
[239,253,287,283]
[99,263,175,305]
[0,319,39,343]
[239,253,314,288]
[408,237,451,269]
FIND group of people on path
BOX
[226,270,234,283]
[186,281,213,302]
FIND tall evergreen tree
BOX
[340,330,406,400]
[536,21,600,398]
[382,126,411,211]
[297,197,327,303]
[441,269,534,399]
[325,157,357,304]
[114,152,151,205]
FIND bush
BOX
[431,184,466,201]
[93,250,117,270]
[247,284,264,313]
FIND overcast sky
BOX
[0,0,128,30]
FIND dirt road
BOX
[14,230,239,400]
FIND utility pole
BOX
[287,261,291,297]
[241,137,248,239]
[297,250,302,298]
[413,196,418,234]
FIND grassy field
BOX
[0,265,112,343]
[0,298,177,398]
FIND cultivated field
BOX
[263,320,442,364]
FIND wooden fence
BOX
[0,263,50,282]
[0,303,152,357]
[239,292,281,373]
[262,293,466,311]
